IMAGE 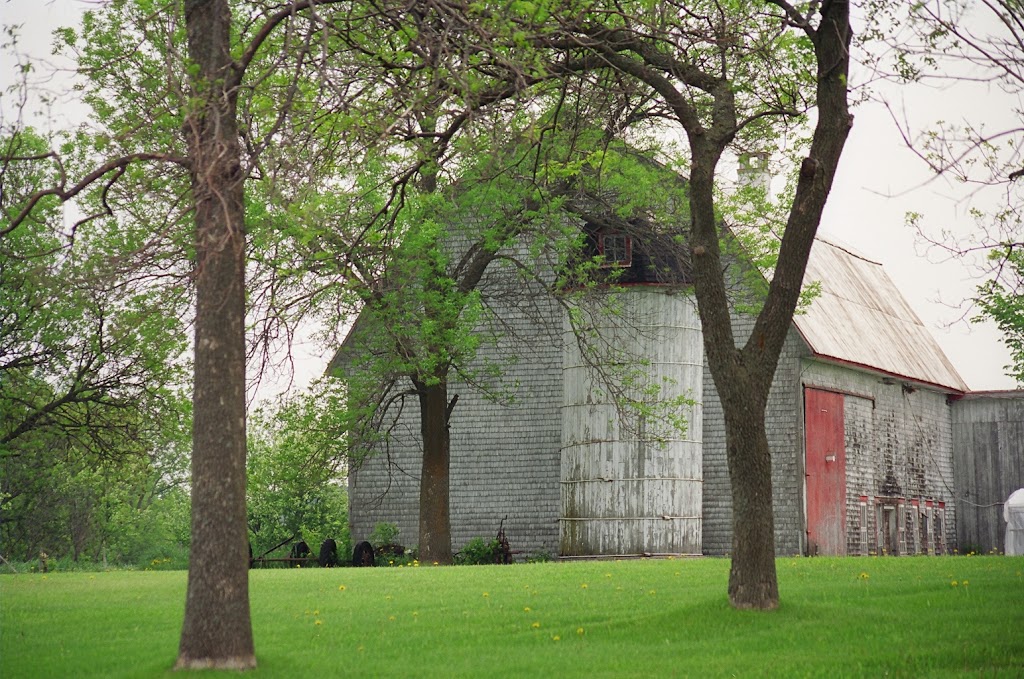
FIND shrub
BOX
[369,522,400,546]
[455,537,505,565]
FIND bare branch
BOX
[1,152,189,238]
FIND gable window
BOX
[599,233,632,267]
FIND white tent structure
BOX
[1005,489,1024,556]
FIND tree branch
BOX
[2,152,189,238]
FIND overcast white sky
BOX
[2,0,1019,393]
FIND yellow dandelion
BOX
[433,561,439,566]
[482,592,490,598]
[859,572,869,580]
[576,627,585,636]
[604,573,612,578]
[951,580,958,587]
[313,610,319,616]
[552,635,561,641]
[523,606,532,612]
[531,622,541,629]
[962,580,969,586]
[338,585,346,591]
[580,583,588,589]
[389,615,396,621]
[314,619,323,626]
[648,589,657,595]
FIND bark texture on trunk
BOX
[721,385,778,609]
[176,0,255,670]
[415,378,453,565]
[686,1,852,610]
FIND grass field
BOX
[2,556,1023,678]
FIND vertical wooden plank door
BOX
[805,388,847,555]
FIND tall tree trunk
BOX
[687,133,784,609]
[686,1,851,610]
[721,383,778,609]
[415,378,453,564]
[176,0,256,670]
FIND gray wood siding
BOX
[347,247,565,558]
[800,361,958,555]
[952,395,1024,554]
[345,237,976,560]
[843,394,875,555]
[560,289,703,555]
[700,320,808,556]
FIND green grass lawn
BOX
[2,556,1023,678]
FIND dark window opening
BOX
[599,233,632,266]
[556,221,692,290]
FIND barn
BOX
[952,392,1024,553]
[335,232,1023,558]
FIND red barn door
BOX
[805,388,846,556]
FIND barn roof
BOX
[793,238,968,393]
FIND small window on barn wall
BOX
[599,232,632,267]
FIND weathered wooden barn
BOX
[336,234,1023,558]
[952,392,1024,553]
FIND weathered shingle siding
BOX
[347,235,970,560]
[952,394,1024,554]
[348,246,565,558]
[699,359,729,555]
[447,282,564,557]
[843,394,875,555]
[770,328,811,555]
[700,319,808,556]
[348,412,423,549]
[801,360,958,555]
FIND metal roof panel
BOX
[794,238,968,393]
